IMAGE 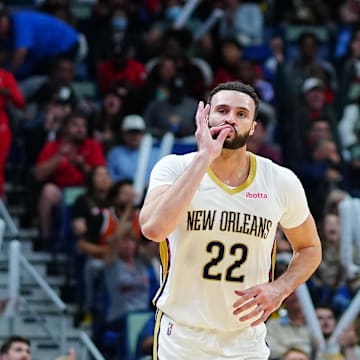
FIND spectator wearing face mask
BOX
[144,0,201,59]
[143,74,198,138]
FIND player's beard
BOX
[223,127,251,149]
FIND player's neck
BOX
[210,150,250,187]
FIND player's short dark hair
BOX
[0,336,30,354]
[207,81,259,120]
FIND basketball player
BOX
[139,81,322,359]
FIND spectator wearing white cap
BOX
[302,77,325,93]
[283,76,340,169]
[106,114,159,183]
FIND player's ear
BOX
[249,121,257,135]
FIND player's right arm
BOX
[140,153,210,242]
[140,101,230,242]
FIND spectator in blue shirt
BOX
[107,114,159,184]
[0,8,81,78]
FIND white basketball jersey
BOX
[146,152,309,331]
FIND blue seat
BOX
[172,139,197,155]
[125,310,154,360]
[102,310,154,360]
[58,186,86,254]
[242,45,272,63]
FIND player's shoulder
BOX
[254,153,298,181]
[156,152,197,168]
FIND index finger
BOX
[195,101,210,128]
[234,289,255,299]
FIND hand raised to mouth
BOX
[210,124,235,139]
[195,101,232,162]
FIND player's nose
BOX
[224,111,237,125]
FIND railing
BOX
[0,199,18,237]
[134,133,153,206]
[194,8,224,41]
[134,132,177,206]
[4,240,68,353]
[0,199,104,359]
[295,284,325,351]
[79,331,106,360]
[158,132,175,160]
[0,218,5,253]
[339,197,360,278]
[174,0,201,29]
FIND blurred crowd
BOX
[1,0,360,359]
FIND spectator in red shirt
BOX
[34,112,105,245]
[97,38,146,95]
[0,67,25,197]
[213,38,243,87]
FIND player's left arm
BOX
[233,214,321,326]
[278,213,322,294]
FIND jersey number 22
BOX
[203,241,248,282]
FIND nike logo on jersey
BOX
[167,322,174,336]
[198,185,217,191]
